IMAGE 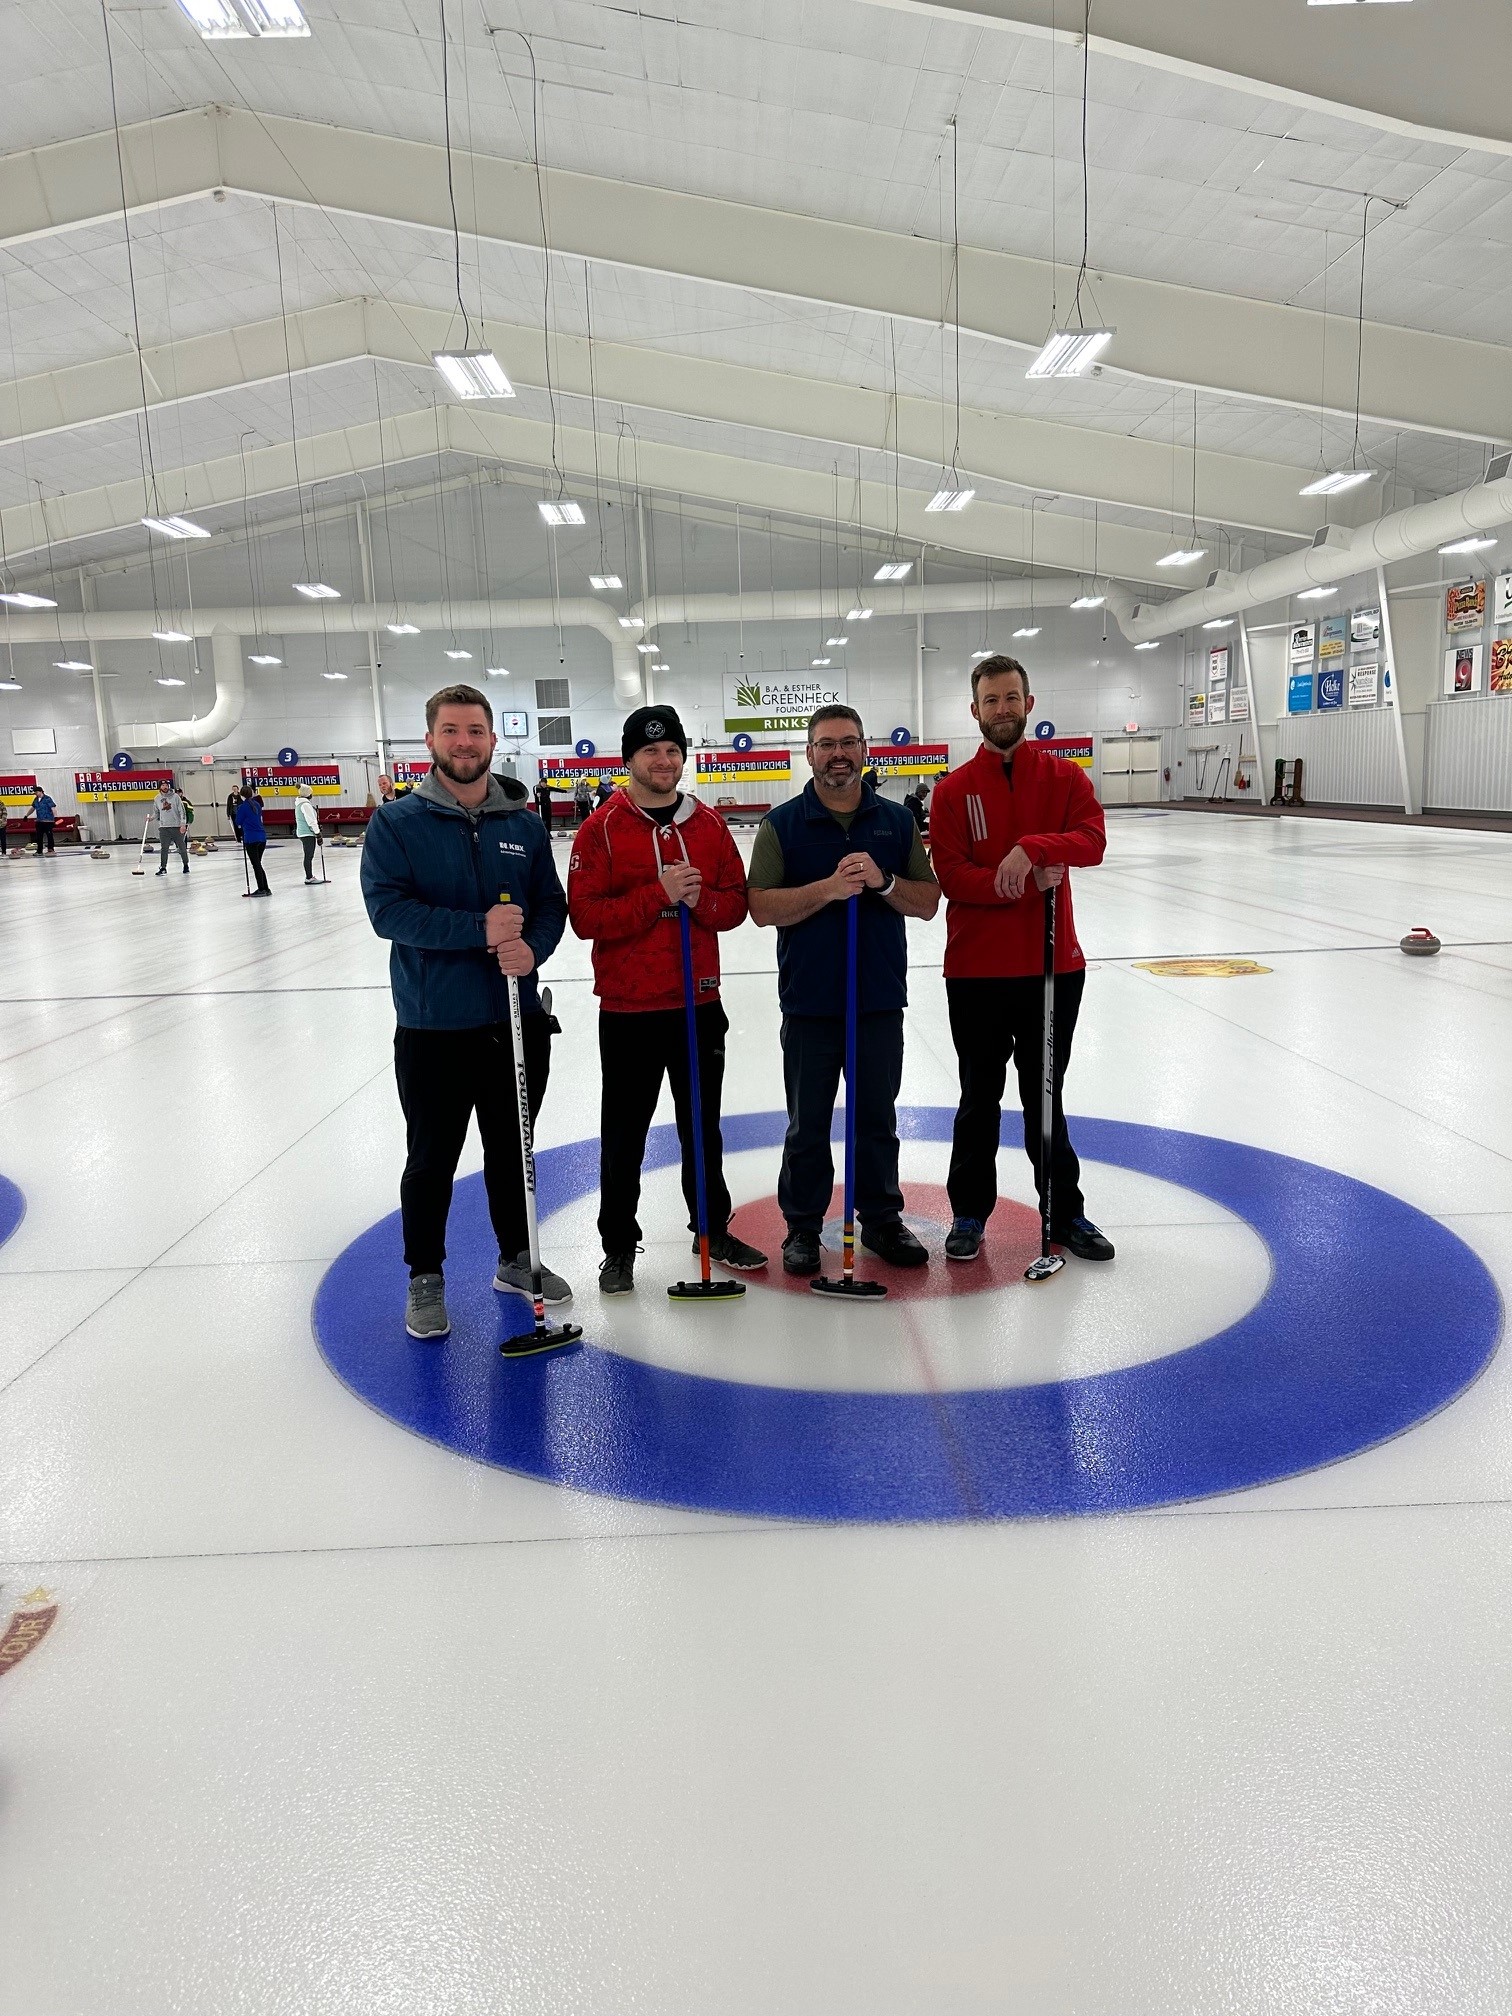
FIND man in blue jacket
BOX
[747,705,940,1275]
[31,787,57,856]
[237,782,271,895]
[362,684,570,1346]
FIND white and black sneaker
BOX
[405,1272,450,1340]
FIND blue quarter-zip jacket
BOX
[361,771,566,1028]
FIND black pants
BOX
[244,840,270,893]
[778,1011,905,1234]
[597,1003,731,1254]
[394,1019,551,1277]
[946,973,1086,1227]
[301,835,317,877]
[34,823,54,855]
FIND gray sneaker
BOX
[494,1252,572,1304]
[405,1272,450,1340]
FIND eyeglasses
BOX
[811,736,864,755]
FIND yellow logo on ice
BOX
[1133,958,1272,979]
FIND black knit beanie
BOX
[621,705,688,761]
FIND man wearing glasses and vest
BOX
[747,706,940,1276]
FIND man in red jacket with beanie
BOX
[568,704,767,1295]
[929,656,1113,1264]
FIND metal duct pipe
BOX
[117,627,245,750]
[1123,464,1512,642]
[630,579,1082,627]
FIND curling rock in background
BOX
[1400,927,1442,956]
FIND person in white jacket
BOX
[294,784,321,881]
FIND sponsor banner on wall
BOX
[1490,638,1512,694]
[696,749,794,784]
[1207,645,1229,684]
[1287,671,1314,714]
[75,766,175,801]
[1318,666,1345,711]
[1187,693,1206,727]
[537,753,630,787]
[242,763,341,798]
[1348,663,1380,708]
[1041,736,1094,769]
[864,740,951,779]
[1289,623,1316,663]
[1228,684,1250,723]
[1446,581,1486,633]
[392,760,432,786]
[1444,644,1483,695]
[1495,573,1512,625]
[1207,686,1228,725]
[0,773,38,805]
[1351,605,1382,647]
[723,673,845,734]
[1319,616,1347,661]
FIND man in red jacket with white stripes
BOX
[929,655,1113,1265]
[568,705,767,1295]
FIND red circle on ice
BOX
[726,1183,1044,1298]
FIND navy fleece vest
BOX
[762,782,918,1017]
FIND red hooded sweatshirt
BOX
[567,789,749,1012]
[929,740,1106,978]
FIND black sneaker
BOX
[860,1220,929,1269]
[704,1230,767,1271]
[781,1229,822,1276]
[599,1250,636,1295]
[1053,1216,1116,1262]
[944,1217,984,1262]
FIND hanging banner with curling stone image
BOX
[537,753,630,788]
[75,766,175,801]
[1319,617,1347,661]
[242,763,341,797]
[695,749,793,785]
[0,773,38,806]
[723,673,846,735]
[864,741,950,779]
[1446,581,1486,633]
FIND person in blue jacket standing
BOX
[237,782,271,895]
[362,683,570,1342]
[31,786,57,855]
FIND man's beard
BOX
[819,759,858,788]
[433,748,492,784]
[982,715,1025,753]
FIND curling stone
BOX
[1400,927,1441,956]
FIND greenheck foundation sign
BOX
[724,673,845,734]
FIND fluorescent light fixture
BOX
[141,513,210,539]
[247,653,282,665]
[432,350,514,400]
[1026,327,1114,379]
[874,561,912,581]
[176,0,309,35]
[971,647,994,660]
[322,671,349,680]
[155,675,185,687]
[239,0,309,30]
[55,659,93,671]
[846,607,873,621]
[486,667,510,677]
[294,582,340,599]
[153,628,192,643]
[1307,1,1413,8]
[1299,469,1373,497]
[618,616,645,630]
[1439,535,1497,556]
[1134,640,1161,652]
[0,590,58,609]
[1071,593,1105,610]
[445,649,473,660]
[1013,625,1042,639]
[176,0,245,34]
[1203,618,1235,631]
[538,500,586,527]
[1156,547,1207,568]
[636,641,658,654]
[925,485,976,513]
[588,573,623,591]
[0,679,22,692]
[1297,586,1338,601]
[652,662,670,672]
[826,636,849,647]
[386,622,420,635]
[811,657,831,668]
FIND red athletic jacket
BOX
[929,740,1106,978]
[567,789,749,1012]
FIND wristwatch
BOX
[877,872,897,898]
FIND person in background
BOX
[238,781,271,896]
[376,775,397,805]
[0,795,9,856]
[594,776,615,810]
[534,777,555,827]
[226,787,242,837]
[294,783,321,882]
[154,780,190,874]
[31,786,57,856]
[860,761,881,793]
[573,776,593,827]
[904,780,931,834]
[746,705,940,1276]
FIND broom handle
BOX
[843,893,858,1283]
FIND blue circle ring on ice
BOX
[0,1175,24,1250]
[312,1110,1502,1521]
